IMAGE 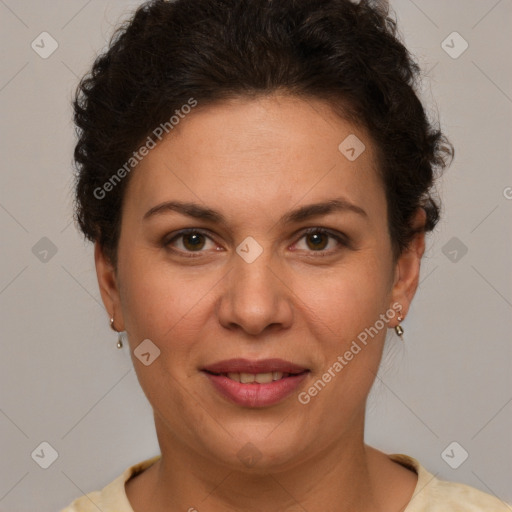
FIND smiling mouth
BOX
[203,370,309,383]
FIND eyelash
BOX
[163,227,348,258]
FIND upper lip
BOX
[202,358,309,374]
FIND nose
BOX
[216,248,294,336]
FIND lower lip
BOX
[203,371,309,408]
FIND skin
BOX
[96,93,426,512]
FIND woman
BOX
[61,0,510,510]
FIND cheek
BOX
[116,251,210,417]
[118,248,220,350]
[291,255,392,390]
[291,269,392,435]
[293,256,392,337]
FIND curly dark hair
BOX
[73,0,453,266]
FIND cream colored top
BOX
[60,453,511,511]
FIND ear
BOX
[94,242,124,331]
[390,208,427,322]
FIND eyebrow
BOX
[143,197,367,225]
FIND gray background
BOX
[0,1,511,511]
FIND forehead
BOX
[124,94,386,224]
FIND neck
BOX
[133,413,386,512]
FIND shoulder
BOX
[59,489,103,512]
[390,454,512,512]
[58,455,161,512]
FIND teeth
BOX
[240,372,255,383]
[255,372,274,384]
[225,371,286,383]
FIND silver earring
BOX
[394,308,404,339]
[110,317,123,349]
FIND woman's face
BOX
[96,94,423,471]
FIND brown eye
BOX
[164,229,217,255]
[182,232,206,251]
[294,228,348,255]
[305,231,329,250]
